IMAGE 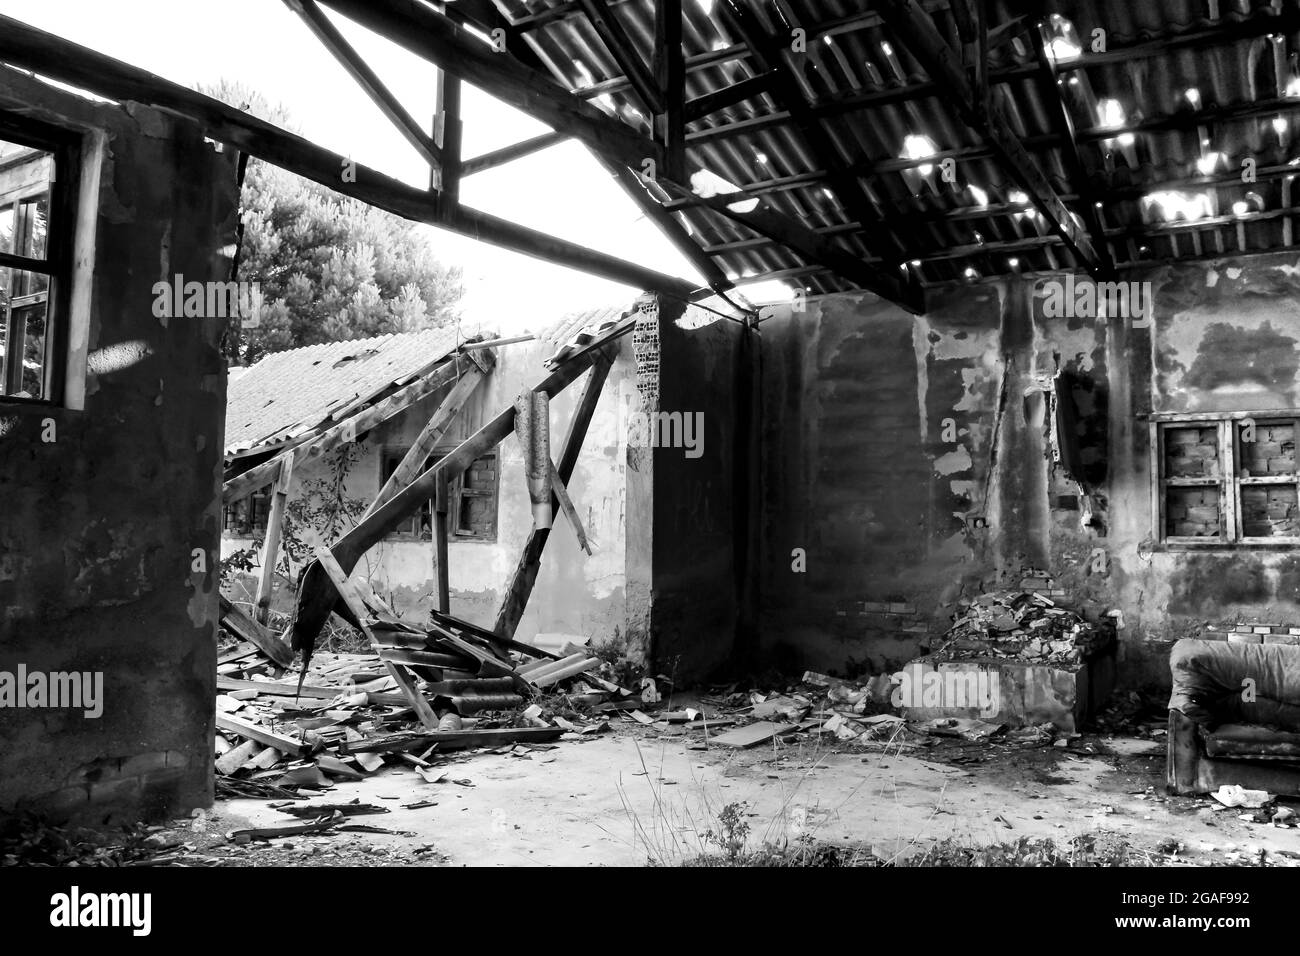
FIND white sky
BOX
[0,0,709,333]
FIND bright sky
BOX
[0,0,708,333]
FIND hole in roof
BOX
[1043,15,1081,62]
[901,134,939,175]
[332,348,379,370]
[690,168,759,213]
[1142,190,1212,223]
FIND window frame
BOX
[380,445,499,543]
[1151,409,1300,549]
[0,112,79,407]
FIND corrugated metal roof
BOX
[486,0,1300,296]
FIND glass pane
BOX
[1238,420,1296,477]
[1164,425,1220,478]
[1165,486,1222,538]
[0,139,53,260]
[0,269,49,400]
[1242,485,1300,538]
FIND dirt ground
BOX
[160,716,1300,867]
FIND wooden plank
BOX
[434,472,450,613]
[346,726,564,754]
[461,131,567,176]
[216,713,316,756]
[312,546,441,731]
[219,596,295,668]
[577,0,662,114]
[709,721,797,748]
[294,312,640,649]
[549,459,591,554]
[254,456,293,624]
[216,676,341,699]
[365,365,485,518]
[492,351,614,638]
[653,0,685,182]
[434,65,462,201]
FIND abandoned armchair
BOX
[1167,638,1300,795]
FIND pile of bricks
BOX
[1164,426,1221,478]
[1239,422,1296,476]
[1204,622,1300,645]
[1165,486,1222,538]
[1241,486,1299,538]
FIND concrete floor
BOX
[217,726,1300,866]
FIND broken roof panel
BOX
[224,327,462,456]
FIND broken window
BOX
[380,448,498,542]
[0,127,66,403]
[1152,413,1300,545]
[222,489,270,536]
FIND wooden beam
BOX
[312,546,440,730]
[363,364,487,518]
[0,17,698,305]
[285,0,443,169]
[443,202,699,299]
[460,131,567,176]
[599,158,731,291]
[875,0,1101,272]
[434,471,450,614]
[1028,20,1115,278]
[576,0,663,114]
[293,309,643,651]
[678,186,924,313]
[716,0,913,267]
[434,66,462,200]
[225,356,473,501]
[549,459,591,555]
[653,0,685,183]
[683,72,774,123]
[493,351,612,639]
[254,456,294,624]
[316,0,663,173]
[219,595,296,668]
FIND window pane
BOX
[1166,486,1222,538]
[0,139,54,260]
[1238,420,1296,477]
[1242,486,1300,538]
[1164,425,1220,478]
[0,271,49,400]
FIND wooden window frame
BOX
[1151,409,1300,549]
[0,113,79,406]
[379,446,498,543]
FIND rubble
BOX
[213,595,633,793]
[928,590,1114,667]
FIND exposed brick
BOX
[1265,634,1300,645]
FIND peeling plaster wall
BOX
[0,76,236,822]
[760,251,1300,688]
[224,336,634,644]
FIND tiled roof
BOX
[224,328,463,455]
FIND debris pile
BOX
[214,598,630,801]
[929,591,1114,666]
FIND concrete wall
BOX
[758,251,1300,689]
[625,298,754,682]
[0,75,236,822]
[225,331,635,645]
